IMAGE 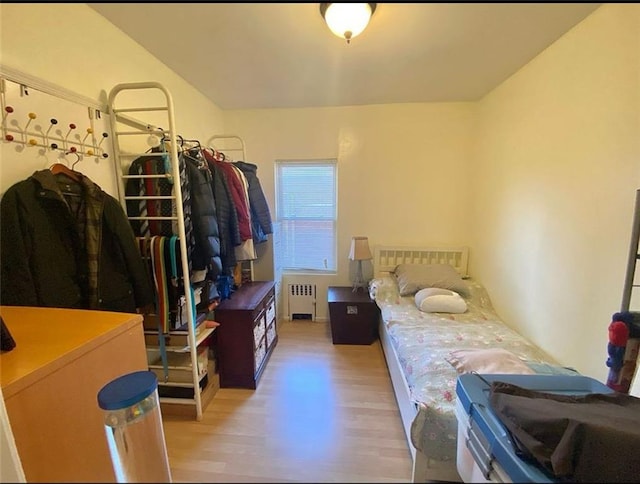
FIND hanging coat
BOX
[183,154,222,285]
[208,158,240,276]
[0,170,154,313]
[233,160,273,244]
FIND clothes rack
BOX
[207,134,246,163]
[107,82,214,421]
[206,134,255,282]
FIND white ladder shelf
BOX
[107,82,204,420]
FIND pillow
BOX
[445,348,535,375]
[415,288,467,313]
[394,263,469,297]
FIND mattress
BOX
[370,273,576,463]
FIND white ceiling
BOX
[89,3,600,110]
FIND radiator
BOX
[287,283,316,321]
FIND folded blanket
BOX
[489,382,640,483]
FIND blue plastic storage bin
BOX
[455,373,613,483]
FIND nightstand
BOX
[328,286,380,345]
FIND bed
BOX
[370,246,574,482]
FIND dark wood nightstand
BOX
[328,286,380,345]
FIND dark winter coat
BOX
[183,154,223,282]
[233,161,273,244]
[204,153,252,242]
[204,151,241,276]
[212,164,241,275]
[0,170,154,313]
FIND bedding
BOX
[370,272,576,464]
[445,348,535,375]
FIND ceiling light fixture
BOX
[320,3,376,44]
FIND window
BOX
[275,159,337,272]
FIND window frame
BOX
[274,158,338,274]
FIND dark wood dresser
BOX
[215,280,277,389]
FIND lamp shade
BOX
[348,236,372,261]
[320,3,376,43]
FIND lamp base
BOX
[352,260,368,292]
[352,283,368,293]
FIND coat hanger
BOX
[205,146,228,162]
[50,155,82,183]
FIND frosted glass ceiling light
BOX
[320,3,376,44]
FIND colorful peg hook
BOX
[44,118,58,142]
[2,106,14,127]
[65,123,76,140]
[66,147,82,170]
[59,123,76,151]
[24,112,37,132]
[97,132,108,147]
[82,127,94,144]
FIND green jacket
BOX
[1,170,154,313]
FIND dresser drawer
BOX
[253,313,266,348]
[254,337,266,372]
[266,321,277,348]
[266,298,276,325]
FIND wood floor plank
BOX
[162,320,413,482]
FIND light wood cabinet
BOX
[0,306,148,483]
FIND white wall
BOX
[471,3,640,380]
[0,3,225,197]
[224,103,476,320]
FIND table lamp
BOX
[349,236,372,292]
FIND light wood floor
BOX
[162,320,413,483]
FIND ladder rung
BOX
[121,174,173,179]
[114,107,169,113]
[115,130,169,136]
[116,152,171,158]
[158,397,197,405]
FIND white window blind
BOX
[275,160,337,272]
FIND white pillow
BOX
[415,287,467,313]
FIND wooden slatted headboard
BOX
[373,246,469,277]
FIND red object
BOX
[69,123,76,129]
[5,106,14,113]
[5,134,14,142]
[609,320,630,347]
